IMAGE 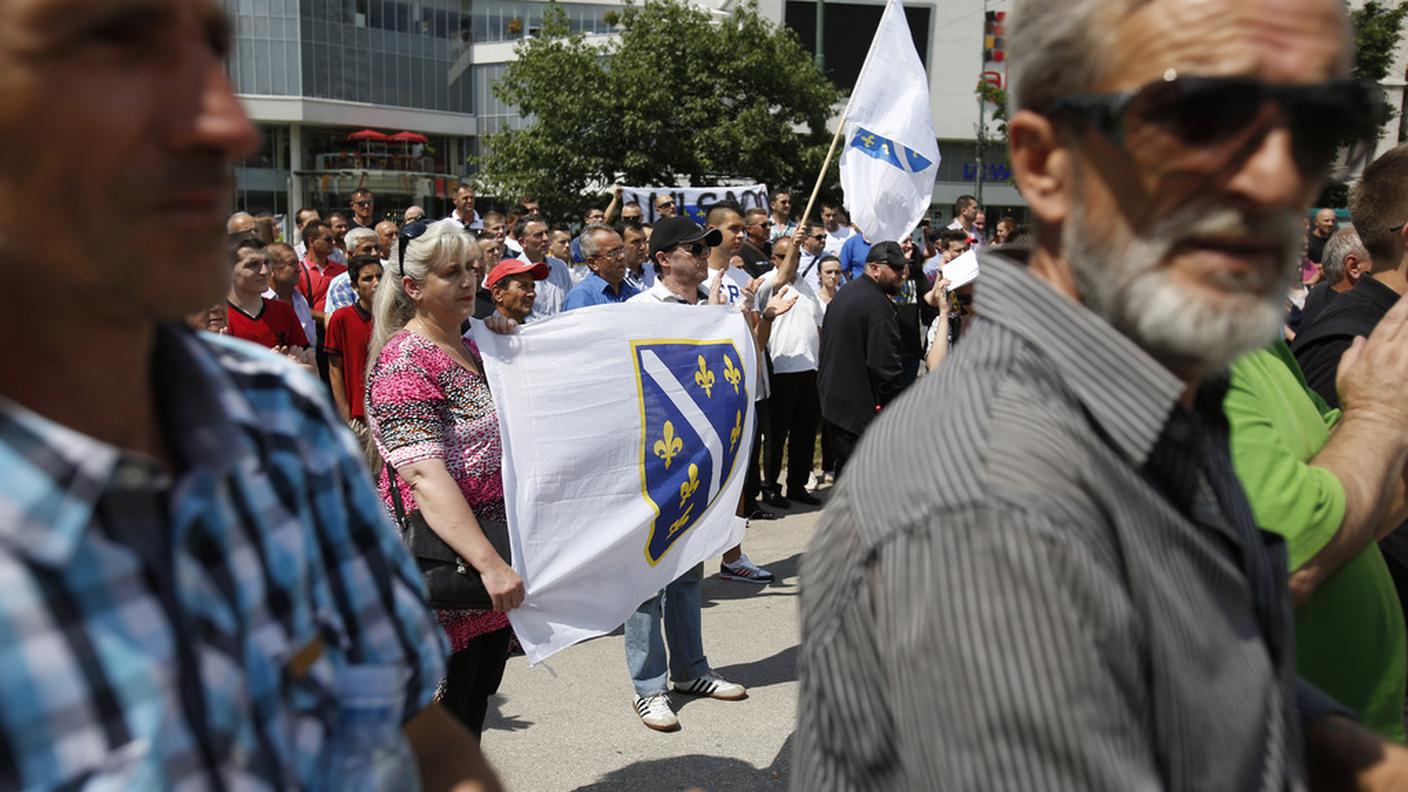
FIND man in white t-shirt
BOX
[703,202,755,307]
[753,233,823,507]
[513,213,573,322]
[795,222,828,293]
[820,201,854,257]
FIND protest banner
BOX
[472,303,758,663]
[620,184,770,224]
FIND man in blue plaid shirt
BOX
[0,1,500,789]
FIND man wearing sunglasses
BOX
[349,187,377,230]
[796,0,1408,789]
[653,194,678,221]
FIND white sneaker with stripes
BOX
[634,693,680,732]
[673,672,748,701]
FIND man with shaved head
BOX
[1308,207,1340,264]
[796,0,1408,788]
[0,0,501,788]
[226,210,256,235]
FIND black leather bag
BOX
[386,463,511,611]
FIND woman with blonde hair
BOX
[366,218,523,737]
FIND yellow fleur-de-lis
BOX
[729,410,742,452]
[670,504,696,535]
[678,463,701,508]
[653,421,683,469]
[722,355,741,394]
[694,355,716,398]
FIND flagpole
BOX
[797,101,852,234]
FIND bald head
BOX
[1313,208,1338,239]
[226,212,256,235]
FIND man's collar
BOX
[1361,273,1405,310]
[0,325,258,567]
[974,252,1186,466]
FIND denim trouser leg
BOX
[625,563,709,696]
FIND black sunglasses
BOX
[666,241,707,257]
[1044,75,1384,181]
[396,219,431,275]
[352,200,373,207]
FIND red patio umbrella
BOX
[388,131,430,144]
[347,129,390,142]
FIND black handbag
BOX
[386,462,512,611]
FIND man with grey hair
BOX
[226,211,256,235]
[795,0,1408,789]
[1301,225,1370,329]
[324,226,380,314]
[562,224,639,309]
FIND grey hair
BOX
[1007,0,1350,116]
[577,223,618,259]
[1320,225,1366,285]
[344,226,379,251]
[367,219,480,369]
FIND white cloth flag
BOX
[838,0,939,243]
[472,303,757,663]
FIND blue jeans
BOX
[624,563,711,696]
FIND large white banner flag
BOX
[838,0,939,243]
[620,183,770,224]
[472,303,757,663]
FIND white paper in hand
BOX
[942,248,980,289]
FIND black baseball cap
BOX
[865,240,908,271]
[648,216,723,259]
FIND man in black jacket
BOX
[817,241,907,476]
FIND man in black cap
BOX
[629,216,725,305]
[816,241,907,476]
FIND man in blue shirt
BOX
[838,230,873,282]
[563,224,640,310]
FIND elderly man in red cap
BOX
[485,258,549,324]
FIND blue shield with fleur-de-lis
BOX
[632,339,751,565]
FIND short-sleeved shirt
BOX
[226,297,309,349]
[366,329,509,645]
[838,234,872,282]
[1226,341,1407,741]
[298,255,347,312]
[325,304,375,419]
[754,270,822,373]
[0,325,445,789]
[263,287,316,348]
[823,225,854,257]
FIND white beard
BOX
[1063,201,1300,378]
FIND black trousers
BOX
[440,627,512,739]
[820,422,836,475]
[824,420,862,480]
[744,398,769,504]
[766,370,820,495]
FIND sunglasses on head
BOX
[396,219,431,275]
[1044,74,1384,181]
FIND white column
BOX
[288,122,305,241]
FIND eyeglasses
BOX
[352,200,373,208]
[396,219,431,275]
[592,247,626,260]
[1044,75,1384,181]
[667,241,707,258]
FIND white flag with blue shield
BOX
[472,303,756,663]
[839,0,940,243]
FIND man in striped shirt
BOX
[795,0,1408,789]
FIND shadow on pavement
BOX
[572,732,794,792]
[711,643,798,691]
[482,695,535,733]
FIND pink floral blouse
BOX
[368,329,509,648]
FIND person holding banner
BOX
[367,219,522,738]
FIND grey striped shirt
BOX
[794,254,1336,791]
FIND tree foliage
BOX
[475,0,842,217]
[1352,0,1408,82]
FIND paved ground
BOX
[480,496,825,792]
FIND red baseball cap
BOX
[485,258,549,289]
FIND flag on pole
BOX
[471,303,757,663]
[839,0,939,243]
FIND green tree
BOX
[1352,0,1408,82]
[475,0,842,217]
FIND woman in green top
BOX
[1226,340,1407,740]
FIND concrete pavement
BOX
[481,499,824,792]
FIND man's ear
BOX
[1008,110,1075,229]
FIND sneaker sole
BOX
[640,718,681,732]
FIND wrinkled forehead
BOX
[1101,0,1349,90]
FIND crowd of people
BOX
[10,0,1408,789]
